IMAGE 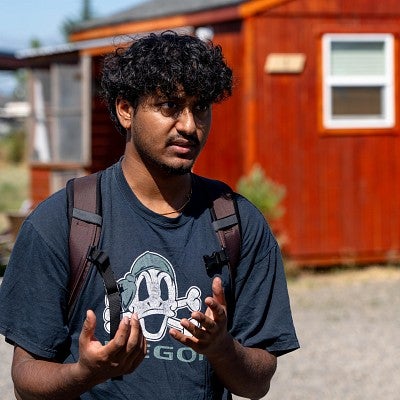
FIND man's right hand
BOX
[75,310,147,383]
[12,311,146,399]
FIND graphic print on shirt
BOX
[103,251,202,341]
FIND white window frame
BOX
[322,33,394,130]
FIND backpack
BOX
[66,172,241,340]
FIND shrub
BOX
[236,164,286,220]
[0,163,29,213]
[0,129,26,164]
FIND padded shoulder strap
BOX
[197,176,241,276]
[66,172,102,317]
[211,191,241,270]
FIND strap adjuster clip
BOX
[203,249,229,272]
[87,246,110,271]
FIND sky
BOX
[0,0,146,95]
[0,0,147,51]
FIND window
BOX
[322,34,394,130]
[30,57,91,163]
[53,64,83,162]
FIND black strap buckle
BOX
[203,249,229,272]
[87,246,109,270]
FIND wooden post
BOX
[242,16,257,173]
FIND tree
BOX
[30,38,42,49]
[61,0,95,40]
[12,69,27,101]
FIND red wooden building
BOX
[20,0,400,266]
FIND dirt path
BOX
[252,266,400,400]
[1,266,399,399]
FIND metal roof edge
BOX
[16,27,194,60]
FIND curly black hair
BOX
[101,31,233,135]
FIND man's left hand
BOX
[169,277,233,358]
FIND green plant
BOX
[0,240,11,276]
[0,163,29,213]
[236,164,286,220]
[0,129,26,164]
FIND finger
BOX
[212,277,226,306]
[204,295,227,323]
[169,328,198,347]
[129,332,147,368]
[79,310,97,345]
[126,314,145,353]
[177,317,203,339]
[189,312,216,332]
[110,317,147,376]
[107,316,131,352]
[199,316,218,332]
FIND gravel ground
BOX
[1,266,399,399]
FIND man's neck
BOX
[121,155,192,216]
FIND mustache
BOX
[167,134,200,147]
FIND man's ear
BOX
[115,98,132,129]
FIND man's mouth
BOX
[171,139,192,148]
[168,135,200,147]
[167,137,199,156]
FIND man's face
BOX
[126,92,212,175]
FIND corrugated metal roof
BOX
[16,27,193,59]
[16,42,80,59]
[73,0,246,31]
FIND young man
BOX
[0,32,299,399]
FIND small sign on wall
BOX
[265,53,306,74]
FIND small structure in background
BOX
[0,51,30,263]
[0,101,30,135]
[0,51,28,136]
[14,0,400,268]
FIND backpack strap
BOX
[66,172,121,340]
[199,177,241,280]
[211,191,241,273]
[67,173,102,317]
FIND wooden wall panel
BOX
[192,21,244,188]
[268,0,400,16]
[90,57,126,174]
[253,10,400,265]
[31,168,50,206]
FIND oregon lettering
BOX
[146,344,204,362]
[103,251,202,341]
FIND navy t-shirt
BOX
[0,161,299,399]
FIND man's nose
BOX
[175,108,196,134]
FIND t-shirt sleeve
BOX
[0,192,71,360]
[229,196,299,356]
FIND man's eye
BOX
[161,101,178,110]
[158,101,180,117]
